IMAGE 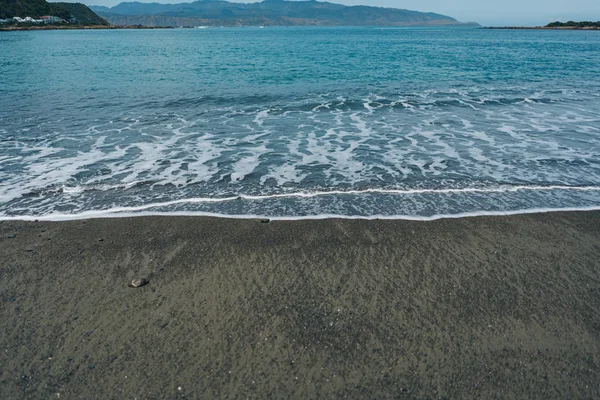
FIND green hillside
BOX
[0,0,50,19]
[546,21,600,28]
[0,0,108,25]
[52,2,108,24]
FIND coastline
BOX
[482,26,600,30]
[1,210,599,397]
[0,25,174,31]
[0,22,481,32]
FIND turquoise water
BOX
[1,27,600,219]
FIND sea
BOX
[1,26,600,220]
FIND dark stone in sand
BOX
[128,278,149,288]
[261,219,271,224]
[7,234,16,239]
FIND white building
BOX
[40,16,66,23]
[8,16,50,24]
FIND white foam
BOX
[3,185,599,219]
[230,145,268,182]
[253,109,270,127]
[62,182,141,194]
[3,205,600,223]
[3,86,600,219]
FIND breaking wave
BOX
[2,28,600,219]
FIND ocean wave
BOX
[4,184,600,218]
[153,92,559,115]
[20,181,148,198]
[2,86,600,218]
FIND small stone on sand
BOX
[128,278,149,288]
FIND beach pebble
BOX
[261,219,270,224]
[128,278,149,288]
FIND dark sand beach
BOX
[1,211,600,398]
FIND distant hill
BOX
[546,21,600,28]
[0,0,108,24]
[90,0,477,27]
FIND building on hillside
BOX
[40,16,65,24]
[10,16,46,24]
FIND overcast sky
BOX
[74,0,600,26]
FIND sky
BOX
[73,0,600,26]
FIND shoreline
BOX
[0,25,175,31]
[5,24,599,32]
[2,204,600,222]
[0,23,480,32]
[483,26,600,30]
[1,210,600,397]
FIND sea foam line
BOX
[234,185,600,200]
[57,183,600,204]
[3,184,600,217]
[1,184,600,221]
[2,206,600,222]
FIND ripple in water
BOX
[1,28,600,219]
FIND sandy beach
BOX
[1,211,599,398]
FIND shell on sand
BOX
[128,278,149,288]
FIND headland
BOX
[485,21,600,30]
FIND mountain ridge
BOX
[90,0,478,27]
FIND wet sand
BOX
[1,211,599,398]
